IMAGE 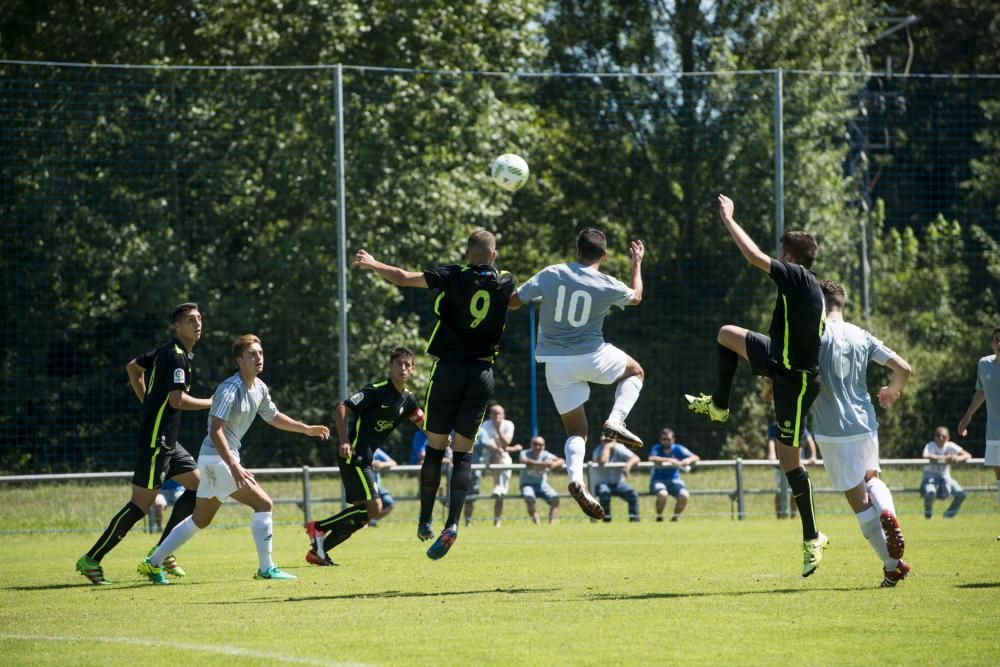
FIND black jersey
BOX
[134,338,194,449]
[422,264,516,361]
[766,259,825,375]
[344,379,421,464]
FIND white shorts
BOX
[196,454,239,501]
[541,343,629,414]
[984,442,1000,467]
[491,469,511,496]
[815,433,881,492]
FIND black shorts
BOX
[746,332,821,447]
[423,359,495,439]
[131,436,198,489]
[339,458,378,504]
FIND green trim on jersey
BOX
[147,365,157,397]
[424,293,446,353]
[781,294,791,370]
[371,380,388,388]
[149,397,170,449]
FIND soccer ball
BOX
[490,153,529,192]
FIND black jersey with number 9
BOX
[422,264,516,362]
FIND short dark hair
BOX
[233,334,261,359]
[389,346,414,363]
[171,302,199,323]
[819,280,846,310]
[577,228,607,262]
[467,229,496,260]
[780,231,818,268]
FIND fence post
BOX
[735,457,745,521]
[529,304,538,438]
[334,63,349,400]
[773,67,784,254]
[302,465,312,524]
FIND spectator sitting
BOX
[519,436,563,524]
[368,447,398,527]
[921,426,971,519]
[647,427,699,522]
[590,440,640,522]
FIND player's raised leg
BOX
[559,405,605,520]
[685,325,749,423]
[602,356,645,449]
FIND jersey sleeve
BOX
[674,444,694,459]
[866,331,895,366]
[257,383,280,423]
[976,360,985,392]
[344,384,378,414]
[519,449,531,463]
[210,382,238,422]
[372,448,389,463]
[608,276,635,310]
[768,259,801,293]
[649,444,663,458]
[163,347,188,391]
[134,348,157,371]
[516,268,548,302]
[423,265,458,291]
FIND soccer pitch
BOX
[2,513,999,666]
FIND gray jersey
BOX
[810,319,894,442]
[517,262,634,358]
[199,373,279,457]
[520,449,557,485]
[590,442,634,486]
[975,355,1000,442]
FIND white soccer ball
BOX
[490,153,529,192]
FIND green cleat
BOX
[148,545,186,577]
[684,393,729,423]
[137,558,170,585]
[802,532,829,578]
[76,555,111,585]
[254,565,297,580]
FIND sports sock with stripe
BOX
[251,511,274,571]
[87,502,147,561]
[418,446,446,524]
[712,343,739,409]
[446,451,472,528]
[785,466,819,541]
[320,506,367,552]
[149,515,199,567]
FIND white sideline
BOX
[0,633,373,667]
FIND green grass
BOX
[2,496,999,665]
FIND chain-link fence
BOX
[2,62,998,473]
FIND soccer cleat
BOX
[684,393,729,423]
[879,510,905,560]
[426,525,458,561]
[254,566,297,580]
[76,555,111,585]
[137,558,170,585]
[881,560,911,588]
[305,549,337,567]
[305,521,327,559]
[568,481,605,521]
[417,521,434,541]
[601,421,643,450]
[802,532,829,577]
[148,545,186,577]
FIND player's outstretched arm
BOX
[878,355,912,407]
[718,194,771,272]
[334,401,352,458]
[268,413,331,439]
[628,240,644,305]
[958,390,986,437]
[354,249,428,288]
[168,389,213,411]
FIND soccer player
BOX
[647,428,699,522]
[304,346,423,565]
[353,229,514,560]
[509,228,645,521]
[76,303,212,585]
[138,334,330,584]
[958,326,1000,521]
[810,281,912,587]
[685,194,828,576]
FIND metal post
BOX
[773,68,784,253]
[529,304,538,438]
[735,458,745,521]
[860,216,871,319]
[302,465,312,524]
[334,63,349,400]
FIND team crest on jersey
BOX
[349,391,365,405]
[173,368,186,384]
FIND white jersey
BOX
[590,442,634,486]
[199,373,278,456]
[923,440,963,477]
[516,262,634,358]
[975,355,1000,442]
[810,319,895,442]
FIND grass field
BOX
[2,488,999,666]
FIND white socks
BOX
[609,376,643,425]
[251,511,274,572]
[856,505,896,569]
[866,477,896,516]
[149,515,200,567]
[564,436,586,485]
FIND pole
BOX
[774,68,784,253]
[529,304,538,438]
[334,64,349,400]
